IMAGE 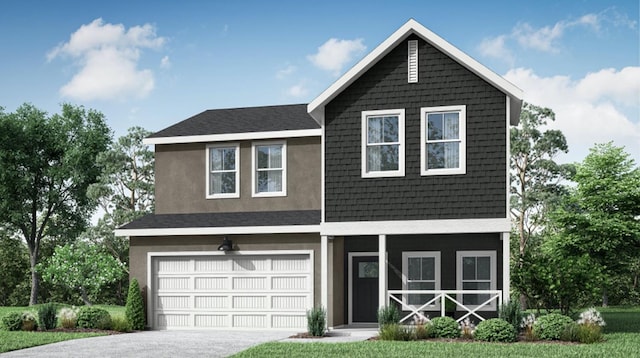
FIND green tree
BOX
[0,231,30,306]
[86,126,154,268]
[509,102,574,307]
[551,142,640,306]
[0,103,111,305]
[38,241,125,305]
[125,278,146,330]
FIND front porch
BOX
[319,231,511,328]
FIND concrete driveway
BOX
[0,330,295,358]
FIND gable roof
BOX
[307,19,523,125]
[144,104,321,145]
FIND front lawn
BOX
[234,307,640,358]
[0,304,125,353]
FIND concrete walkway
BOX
[1,329,378,358]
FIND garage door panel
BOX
[194,277,227,290]
[157,277,190,290]
[152,253,312,330]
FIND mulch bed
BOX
[40,328,127,335]
[289,332,327,339]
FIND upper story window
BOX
[252,140,287,197]
[456,250,497,311]
[402,251,440,310]
[361,109,405,178]
[206,143,240,199]
[421,105,466,176]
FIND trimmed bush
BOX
[1,312,24,331]
[533,313,573,340]
[377,305,400,327]
[111,315,132,333]
[125,278,146,330]
[38,303,58,330]
[306,306,326,337]
[21,312,38,331]
[58,307,79,329]
[379,324,414,341]
[430,316,460,338]
[77,307,112,330]
[475,318,517,342]
[499,300,522,332]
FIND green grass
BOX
[234,306,640,358]
[0,304,125,353]
[0,331,106,353]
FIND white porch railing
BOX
[387,290,502,323]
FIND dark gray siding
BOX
[325,34,507,221]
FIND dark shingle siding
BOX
[149,104,320,138]
[325,34,507,222]
[120,210,321,229]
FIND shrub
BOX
[1,312,23,331]
[77,307,112,330]
[377,305,400,327]
[306,306,326,337]
[521,313,537,341]
[379,323,414,341]
[560,322,580,342]
[533,313,573,340]
[430,316,460,338]
[38,303,58,330]
[576,322,603,343]
[499,300,522,331]
[111,315,132,333]
[125,278,146,331]
[21,311,38,331]
[475,318,517,342]
[459,317,476,339]
[58,307,79,329]
[413,316,432,339]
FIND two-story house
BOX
[116,19,522,330]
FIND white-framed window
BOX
[421,105,466,175]
[251,140,286,197]
[456,251,497,311]
[361,109,405,178]
[206,143,240,199]
[402,251,440,310]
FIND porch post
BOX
[378,234,387,309]
[321,235,329,311]
[501,232,510,303]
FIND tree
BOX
[0,231,30,306]
[550,142,640,306]
[509,102,574,307]
[86,126,154,268]
[0,103,111,305]
[38,241,125,305]
[125,278,146,330]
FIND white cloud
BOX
[504,67,640,163]
[276,64,296,79]
[478,35,513,64]
[286,83,308,98]
[160,55,171,69]
[308,38,366,76]
[47,18,166,101]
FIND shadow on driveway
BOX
[1,330,295,358]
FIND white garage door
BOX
[151,252,313,330]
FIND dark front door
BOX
[352,255,379,322]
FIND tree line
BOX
[0,103,153,306]
[0,102,638,310]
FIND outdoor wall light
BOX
[218,236,233,251]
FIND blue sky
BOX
[1,0,638,164]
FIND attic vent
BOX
[408,40,418,83]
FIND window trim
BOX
[361,109,405,178]
[402,251,441,310]
[251,140,287,197]
[456,250,497,311]
[420,105,466,176]
[206,143,240,199]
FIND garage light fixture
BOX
[218,236,233,251]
